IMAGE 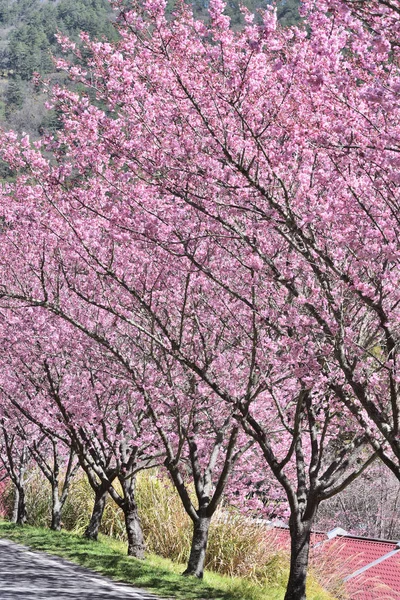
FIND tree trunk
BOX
[284,518,313,600]
[15,486,27,525]
[123,500,145,559]
[84,488,107,541]
[11,487,19,524]
[183,516,211,578]
[51,483,62,531]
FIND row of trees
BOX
[0,315,264,557]
[0,0,398,599]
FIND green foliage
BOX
[277,0,301,27]
[56,0,118,41]
[0,158,15,181]
[39,108,63,133]
[5,0,117,80]
[59,475,96,533]
[5,78,23,115]
[0,0,119,134]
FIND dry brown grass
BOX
[309,541,351,600]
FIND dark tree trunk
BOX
[15,487,27,525]
[51,484,62,531]
[183,516,211,578]
[84,488,108,541]
[284,518,314,600]
[123,500,145,559]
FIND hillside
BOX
[0,0,117,135]
[0,0,300,136]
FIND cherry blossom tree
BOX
[0,424,30,525]
[39,356,162,556]
[0,398,78,531]
[137,356,255,577]
[9,0,393,485]
[0,198,376,597]
[0,310,162,554]
[30,435,79,531]
[0,0,398,598]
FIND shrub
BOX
[310,542,353,600]
[206,511,288,584]
[136,471,192,563]
[61,475,94,533]
[2,468,51,527]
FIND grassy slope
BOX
[0,522,334,600]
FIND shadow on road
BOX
[0,538,158,599]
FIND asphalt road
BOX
[0,539,159,600]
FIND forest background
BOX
[0,0,299,136]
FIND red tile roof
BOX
[268,526,400,599]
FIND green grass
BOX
[0,522,334,600]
